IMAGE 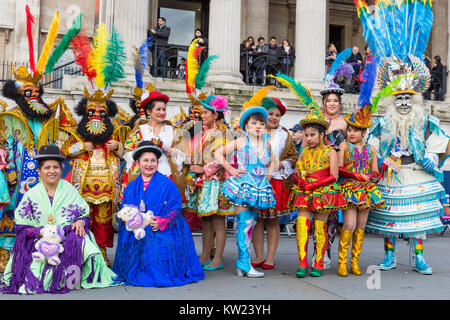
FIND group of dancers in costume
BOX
[0,0,449,295]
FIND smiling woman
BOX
[113,141,204,287]
[1,145,117,295]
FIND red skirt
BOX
[257,178,292,219]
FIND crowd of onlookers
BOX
[147,17,446,97]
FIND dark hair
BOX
[257,36,265,42]
[247,36,255,44]
[348,125,367,133]
[303,123,326,134]
[322,92,342,106]
[242,112,266,129]
[195,28,202,34]
[37,159,62,170]
[270,36,277,41]
[282,39,290,46]
[158,17,166,22]
[146,99,167,113]
[434,55,441,63]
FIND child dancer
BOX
[270,73,346,278]
[337,58,385,276]
[216,87,277,278]
[337,104,385,276]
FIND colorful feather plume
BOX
[102,25,126,87]
[186,38,205,94]
[195,55,218,90]
[242,85,277,110]
[269,73,315,107]
[71,28,96,84]
[323,47,352,86]
[90,23,110,88]
[45,13,83,74]
[25,5,37,75]
[36,10,60,75]
[133,37,153,89]
[355,0,433,62]
[357,56,379,108]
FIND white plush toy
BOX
[117,205,153,240]
[32,223,65,266]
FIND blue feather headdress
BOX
[321,47,352,96]
[355,0,432,95]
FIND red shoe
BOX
[251,260,265,268]
[262,262,275,270]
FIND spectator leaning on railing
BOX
[281,39,295,76]
[254,37,269,85]
[148,17,171,77]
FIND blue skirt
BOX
[221,174,275,210]
[112,214,204,287]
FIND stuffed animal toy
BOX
[117,205,153,240]
[32,224,65,266]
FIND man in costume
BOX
[0,7,83,271]
[61,22,127,266]
[356,0,450,274]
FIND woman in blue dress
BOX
[216,104,276,278]
[113,141,204,287]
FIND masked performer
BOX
[0,7,84,271]
[356,0,450,274]
[61,23,127,267]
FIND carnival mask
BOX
[394,94,413,115]
[85,103,107,135]
[19,84,49,115]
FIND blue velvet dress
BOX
[112,172,204,287]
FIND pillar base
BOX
[208,71,245,86]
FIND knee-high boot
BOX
[350,228,365,275]
[337,230,352,277]
[296,216,311,278]
[311,219,327,277]
[235,209,264,278]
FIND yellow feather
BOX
[90,23,109,88]
[36,11,60,75]
[187,38,201,92]
[242,85,277,110]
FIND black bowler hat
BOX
[132,141,163,161]
[34,144,66,162]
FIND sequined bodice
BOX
[343,143,372,175]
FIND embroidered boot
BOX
[311,219,327,277]
[296,216,311,278]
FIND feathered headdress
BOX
[321,47,352,96]
[269,73,328,130]
[70,22,126,103]
[14,5,82,85]
[355,0,432,95]
[185,38,218,105]
[239,85,276,129]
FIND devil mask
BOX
[2,80,53,120]
[75,97,118,144]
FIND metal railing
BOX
[240,51,295,86]
[0,60,81,89]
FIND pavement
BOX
[1,227,450,301]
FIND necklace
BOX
[249,138,264,158]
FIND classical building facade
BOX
[0,0,449,134]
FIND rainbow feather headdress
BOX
[70,22,126,103]
[355,0,432,95]
[269,73,329,130]
[15,5,84,85]
[185,38,219,107]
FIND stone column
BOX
[246,0,269,41]
[294,0,326,91]
[99,0,115,33]
[447,2,450,101]
[14,0,40,65]
[208,0,244,86]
